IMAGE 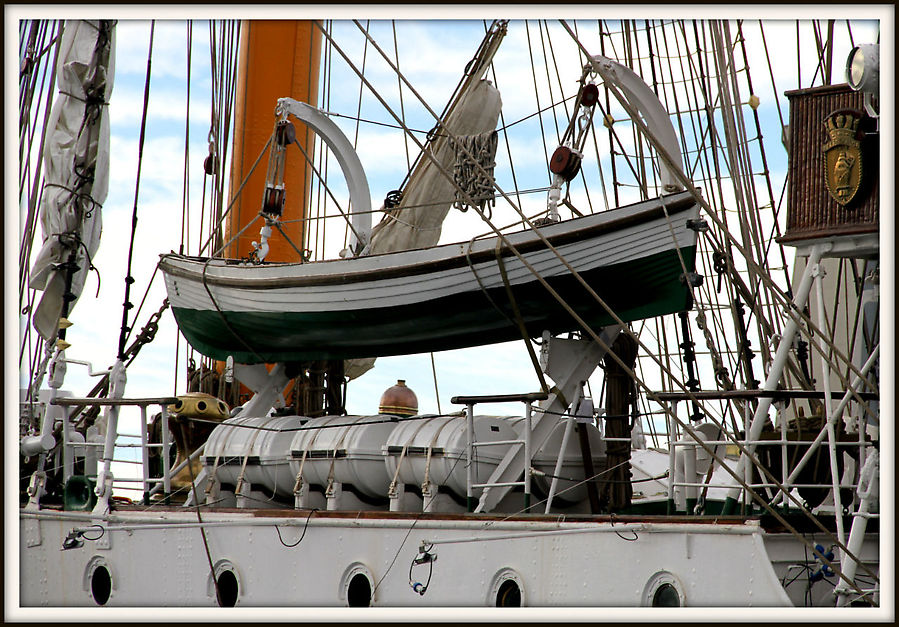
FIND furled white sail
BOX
[29,20,115,341]
[368,79,502,254]
[344,78,502,380]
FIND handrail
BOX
[50,395,176,510]
[51,396,178,406]
[451,392,548,405]
[651,389,878,402]
[453,393,545,513]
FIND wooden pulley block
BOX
[549,145,582,181]
[581,83,599,107]
[276,120,297,147]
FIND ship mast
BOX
[217,21,348,417]
[225,20,322,261]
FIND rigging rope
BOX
[482,20,527,229]
[117,20,154,361]
[310,19,334,261]
[333,20,742,426]
[362,18,868,442]
[21,20,880,604]
[290,137,365,246]
[596,24,876,394]
[180,21,193,256]
[524,21,553,188]
[493,239,550,394]
[392,20,412,173]
[200,135,272,257]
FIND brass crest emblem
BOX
[822,110,863,206]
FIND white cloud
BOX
[114,20,214,82]
[109,83,212,128]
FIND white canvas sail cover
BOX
[29,20,115,341]
[344,79,501,380]
[368,79,502,254]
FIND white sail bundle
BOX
[344,78,502,379]
[29,20,115,341]
[367,79,502,254]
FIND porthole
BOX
[340,562,375,607]
[488,568,526,607]
[652,582,680,606]
[496,579,521,607]
[216,569,239,607]
[208,560,241,607]
[83,556,114,606]
[347,573,372,607]
[91,565,112,605]
[642,571,685,607]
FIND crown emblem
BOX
[823,113,860,151]
[822,110,864,206]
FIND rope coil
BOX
[450,130,498,214]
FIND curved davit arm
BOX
[276,97,372,253]
[590,55,684,192]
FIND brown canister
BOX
[378,380,418,416]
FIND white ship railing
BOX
[50,396,178,511]
[452,392,547,513]
[657,388,878,516]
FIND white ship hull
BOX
[24,509,871,607]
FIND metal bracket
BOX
[476,326,621,512]
[24,518,42,548]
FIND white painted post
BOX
[61,400,73,482]
[422,481,438,513]
[723,243,829,512]
[667,401,678,513]
[835,449,878,606]
[772,345,881,506]
[161,403,171,499]
[524,402,532,513]
[94,359,127,514]
[814,264,846,550]
[20,350,64,458]
[743,401,751,513]
[140,404,150,505]
[778,403,789,497]
[466,403,475,512]
[684,442,698,514]
[545,412,575,514]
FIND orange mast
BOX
[226,20,322,261]
[218,21,324,410]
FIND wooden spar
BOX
[226,20,322,262]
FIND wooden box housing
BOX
[780,84,878,246]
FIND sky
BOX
[9,6,890,491]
